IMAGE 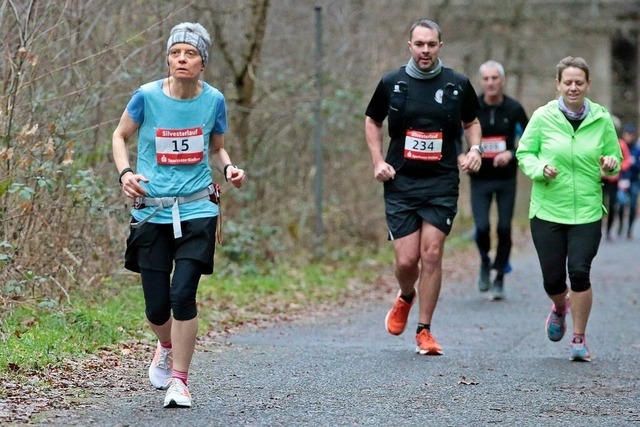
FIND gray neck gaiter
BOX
[405,57,443,80]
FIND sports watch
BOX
[470,144,485,155]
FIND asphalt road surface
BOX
[34,235,639,426]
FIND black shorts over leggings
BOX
[124,216,217,323]
[125,216,217,274]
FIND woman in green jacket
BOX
[516,56,622,362]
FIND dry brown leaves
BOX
[0,246,482,425]
[0,341,150,425]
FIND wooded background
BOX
[1,0,638,303]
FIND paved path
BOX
[35,235,640,426]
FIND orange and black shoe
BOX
[384,291,415,335]
[415,329,443,355]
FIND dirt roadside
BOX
[0,236,481,425]
[8,228,640,426]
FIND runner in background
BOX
[464,60,528,300]
[617,123,640,239]
[601,116,631,240]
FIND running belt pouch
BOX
[210,183,221,205]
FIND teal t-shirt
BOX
[126,79,227,223]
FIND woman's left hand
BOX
[227,166,246,188]
[600,156,618,173]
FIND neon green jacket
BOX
[516,99,622,224]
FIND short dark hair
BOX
[556,56,590,82]
[409,19,442,42]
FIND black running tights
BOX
[140,258,203,325]
[530,217,601,296]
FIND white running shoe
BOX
[163,378,192,408]
[148,341,172,390]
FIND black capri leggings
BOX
[530,217,601,296]
[140,258,203,325]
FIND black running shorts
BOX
[124,216,217,274]
[384,175,458,239]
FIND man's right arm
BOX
[365,116,395,182]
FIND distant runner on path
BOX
[462,60,528,300]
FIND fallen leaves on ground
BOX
[0,246,482,424]
[0,341,150,424]
[458,376,480,386]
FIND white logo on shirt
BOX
[435,89,443,104]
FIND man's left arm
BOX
[460,118,482,172]
[458,76,482,172]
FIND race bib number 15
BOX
[404,130,443,161]
[155,127,205,165]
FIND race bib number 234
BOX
[404,130,443,161]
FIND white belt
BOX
[131,184,216,238]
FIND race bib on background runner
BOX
[155,127,205,165]
[404,130,443,161]
[480,136,507,159]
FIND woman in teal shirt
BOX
[113,22,246,408]
[516,56,621,362]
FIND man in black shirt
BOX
[365,19,482,355]
[467,60,528,300]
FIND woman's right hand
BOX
[121,173,149,199]
[543,165,558,180]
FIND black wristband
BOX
[118,167,133,184]
[223,164,235,182]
